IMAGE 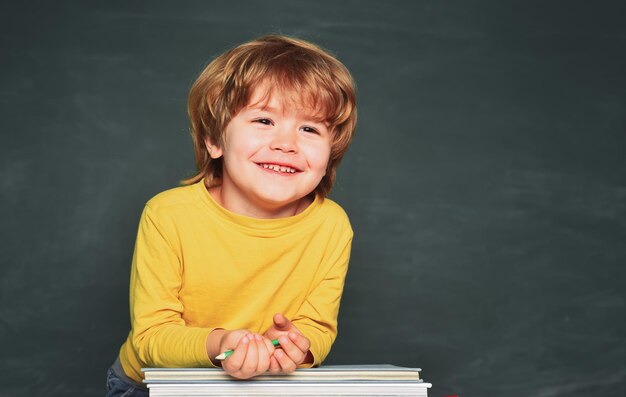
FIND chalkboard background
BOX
[1,1,625,396]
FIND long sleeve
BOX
[128,204,214,368]
[292,227,353,366]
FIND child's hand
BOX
[215,330,276,379]
[263,313,313,373]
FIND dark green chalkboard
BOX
[1,1,625,396]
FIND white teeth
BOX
[261,164,296,173]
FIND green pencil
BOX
[215,338,281,360]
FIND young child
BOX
[105,35,357,396]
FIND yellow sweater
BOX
[118,180,353,383]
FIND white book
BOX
[142,365,431,396]
[147,381,431,396]
[143,364,422,383]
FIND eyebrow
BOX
[248,105,280,113]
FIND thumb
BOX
[273,313,292,330]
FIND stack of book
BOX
[142,364,431,396]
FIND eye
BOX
[300,125,319,134]
[253,118,274,126]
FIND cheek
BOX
[304,144,331,172]
[223,137,261,160]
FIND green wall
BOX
[1,1,624,396]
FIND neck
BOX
[206,184,313,219]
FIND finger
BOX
[288,331,311,354]
[262,336,276,355]
[273,348,297,373]
[278,335,305,365]
[269,355,281,374]
[241,335,259,376]
[224,333,250,372]
[273,313,291,330]
[254,334,271,373]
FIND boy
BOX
[106,35,357,396]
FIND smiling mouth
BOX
[258,163,300,174]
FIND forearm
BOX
[291,233,352,366]
[292,318,336,366]
[132,323,215,368]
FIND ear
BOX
[204,136,223,159]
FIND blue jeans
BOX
[105,366,149,397]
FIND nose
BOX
[270,126,298,153]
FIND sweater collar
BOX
[194,179,323,236]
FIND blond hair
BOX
[183,35,357,197]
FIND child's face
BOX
[206,85,332,218]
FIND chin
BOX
[256,191,304,207]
